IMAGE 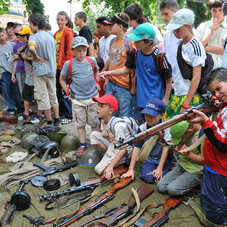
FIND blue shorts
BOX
[201,168,227,225]
[139,161,172,183]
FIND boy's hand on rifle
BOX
[105,165,114,180]
[121,170,135,180]
[187,109,209,124]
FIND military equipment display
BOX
[80,146,104,165]
[39,141,61,159]
[23,214,56,226]
[60,134,80,151]
[46,132,67,144]
[89,183,155,226]
[40,164,127,201]
[0,117,18,124]
[54,177,133,227]
[21,133,39,150]
[37,125,61,135]
[28,135,50,156]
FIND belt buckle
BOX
[182,196,192,205]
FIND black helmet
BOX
[60,134,80,151]
[28,135,50,155]
[21,133,39,150]
[39,141,61,159]
[80,146,103,166]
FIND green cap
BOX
[127,23,156,41]
[170,121,190,145]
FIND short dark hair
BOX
[208,0,224,10]
[96,16,110,25]
[95,57,104,71]
[66,18,74,29]
[28,13,45,30]
[205,67,227,86]
[0,27,6,33]
[160,0,179,10]
[75,11,87,22]
[44,23,52,31]
[6,22,15,29]
[124,3,146,24]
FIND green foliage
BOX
[0,0,10,15]
[22,0,45,15]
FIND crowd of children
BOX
[1,0,227,225]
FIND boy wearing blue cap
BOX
[157,120,204,196]
[99,23,172,108]
[121,98,172,183]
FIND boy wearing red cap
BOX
[90,94,132,179]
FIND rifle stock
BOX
[0,203,16,227]
[40,164,127,201]
[54,177,133,227]
[116,100,219,148]
[142,196,185,227]
[102,183,154,226]
[0,117,18,125]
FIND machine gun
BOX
[54,177,133,227]
[0,161,78,227]
[116,91,219,148]
[87,183,154,227]
[40,164,127,201]
[135,196,185,227]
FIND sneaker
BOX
[76,146,87,158]
[61,118,73,125]
[3,106,8,111]
[18,114,31,121]
[42,120,53,126]
[30,116,45,124]
[8,111,16,116]
[53,118,62,127]
[29,109,35,116]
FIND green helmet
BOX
[80,146,104,166]
[21,133,39,150]
[18,123,38,138]
[60,134,80,151]
[46,132,67,144]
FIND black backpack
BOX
[177,41,214,94]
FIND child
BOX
[163,9,206,121]
[187,67,227,225]
[102,13,135,117]
[0,27,23,115]
[99,23,172,109]
[90,94,132,180]
[157,120,204,196]
[74,11,94,56]
[121,98,172,183]
[54,11,74,125]
[60,36,100,157]
[160,0,179,82]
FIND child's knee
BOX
[139,172,154,183]
[157,181,168,194]
[167,184,183,197]
[90,131,101,144]
[94,164,106,175]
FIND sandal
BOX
[76,146,87,158]
[61,118,73,125]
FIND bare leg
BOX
[52,106,59,119]
[23,101,31,116]
[44,109,52,121]
[92,125,100,132]
[77,127,86,144]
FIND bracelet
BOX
[182,104,190,109]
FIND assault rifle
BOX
[135,196,185,227]
[88,183,154,227]
[0,161,78,227]
[116,91,219,148]
[0,117,18,124]
[54,177,133,227]
[40,164,127,201]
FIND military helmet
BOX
[28,135,50,155]
[46,132,67,144]
[39,141,61,159]
[60,134,80,151]
[18,123,38,138]
[80,146,104,165]
[21,133,39,150]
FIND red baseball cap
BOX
[92,94,118,112]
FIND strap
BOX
[66,59,73,95]
[137,135,159,163]
[155,52,165,73]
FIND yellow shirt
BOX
[55,30,64,67]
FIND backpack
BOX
[177,41,214,94]
[110,116,139,137]
[66,57,96,95]
[132,48,167,88]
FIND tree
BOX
[22,0,45,15]
[0,0,10,15]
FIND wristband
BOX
[182,104,190,109]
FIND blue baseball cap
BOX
[141,98,165,116]
[127,23,156,41]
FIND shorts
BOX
[34,76,58,110]
[22,83,34,102]
[71,98,99,128]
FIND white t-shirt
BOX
[99,34,116,64]
[126,23,163,45]
[174,37,206,96]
